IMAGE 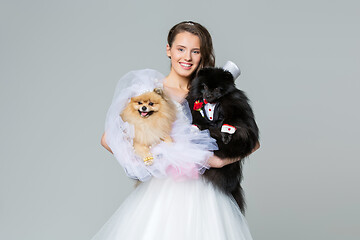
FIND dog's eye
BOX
[138,102,142,105]
[148,102,154,106]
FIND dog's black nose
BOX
[141,106,147,111]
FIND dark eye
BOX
[149,102,154,106]
[138,102,142,105]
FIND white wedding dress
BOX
[91,69,253,240]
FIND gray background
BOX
[1,0,359,239]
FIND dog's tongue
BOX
[141,112,148,117]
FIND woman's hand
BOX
[208,141,260,168]
[208,155,231,168]
[101,132,113,154]
[208,155,240,168]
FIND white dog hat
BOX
[223,61,241,80]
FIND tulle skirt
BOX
[91,176,253,240]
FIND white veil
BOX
[104,69,217,181]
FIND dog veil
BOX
[104,69,217,181]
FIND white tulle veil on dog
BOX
[104,69,217,181]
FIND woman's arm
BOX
[208,141,260,168]
[101,132,113,154]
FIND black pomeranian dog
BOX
[186,67,259,213]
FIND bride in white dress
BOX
[92,21,259,240]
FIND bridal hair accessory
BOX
[223,61,241,80]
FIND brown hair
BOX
[167,21,215,83]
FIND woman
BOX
[94,21,259,240]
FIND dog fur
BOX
[186,67,259,213]
[121,88,177,159]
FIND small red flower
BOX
[203,99,209,104]
[193,100,204,111]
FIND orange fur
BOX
[120,88,177,160]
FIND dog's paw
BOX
[162,135,173,143]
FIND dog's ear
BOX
[153,88,163,96]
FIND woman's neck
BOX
[164,70,190,91]
[163,70,191,103]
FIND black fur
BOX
[186,67,259,213]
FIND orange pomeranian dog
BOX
[120,88,177,166]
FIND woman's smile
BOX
[179,62,193,70]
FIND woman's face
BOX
[166,31,201,78]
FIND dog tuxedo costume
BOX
[186,67,259,213]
